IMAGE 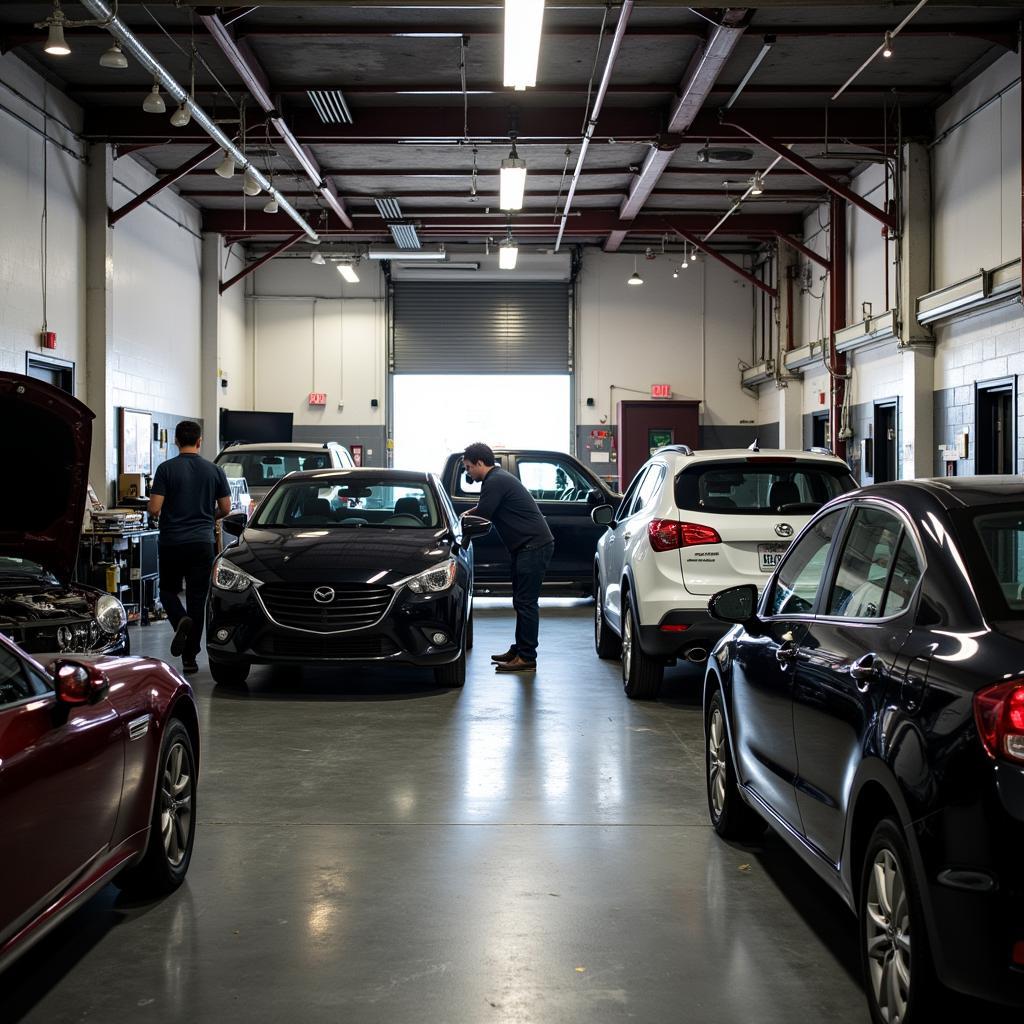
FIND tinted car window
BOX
[0,647,50,707]
[973,510,1024,613]
[827,507,904,619]
[768,509,843,617]
[255,479,440,528]
[218,451,335,487]
[518,460,593,502]
[455,455,506,496]
[676,460,854,514]
[632,464,665,515]
[617,468,648,520]
[882,535,924,617]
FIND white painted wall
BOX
[849,162,895,322]
[218,244,251,410]
[796,208,831,350]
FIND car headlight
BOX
[213,558,262,592]
[95,594,127,635]
[403,559,458,594]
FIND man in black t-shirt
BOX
[148,421,231,675]
[463,442,554,673]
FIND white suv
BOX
[214,442,355,505]
[592,445,856,699]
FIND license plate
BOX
[758,543,789,572]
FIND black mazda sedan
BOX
[704,477,1024,1022]
[206,470,489,687]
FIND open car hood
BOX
[0,373,94,582]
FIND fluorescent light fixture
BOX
[307,89,353,125]
[628,255,643,286]
[368,245,446,260]
[499,239,519,270]
[215,151,236,179]
[142,80,165,114]
[504,0,545,91]
[263,196,279,214]
[337,263,360,283]
[45,21,70,56]
[243,167,262,196]
[389,223,421,249]
[500,155,527,211]
[310,252,326,265]
[99,42,127,68]
[374,197,403,221]
[169,102,191,128]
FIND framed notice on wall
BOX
[120,408,153,476]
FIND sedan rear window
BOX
[217,450,334,487]
[675,460,854,515]
[973,511,1024,612]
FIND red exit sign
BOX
[651,384,672,399]
[308,392,327,406]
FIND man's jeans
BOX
[159,542,215,659]
[509,541,554,661]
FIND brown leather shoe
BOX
[491,647,517,664]
[495,655,536,673]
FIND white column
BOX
[900,345,935,479]
[201,232,221,450]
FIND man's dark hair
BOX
[463,442,495,466]
[175,420,202,448]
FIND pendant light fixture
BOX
[499,137,527,211]
[681,248,689,270]
[310,252,326,266]
[142,79,166,114]
[882,31,893,58]
[263,196,279,214]
[628,255,643,286]
[749,173,764,196]
[504,0,545,91]
[170,48,195,127]
[99,41,127,68]
[243,166,262,197]
[214,151,236,179]
[499,234,519,270]
[40,0,71,57]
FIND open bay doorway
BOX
[392,374,572,475]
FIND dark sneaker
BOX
[170,617,193,658]
[495,656,536,673]
[181,657,199,676]
[491,647,517,664]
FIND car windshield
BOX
[216,450,335,487]
[972,509,1024,617]
[675,459,854,515]
[253,478,441,529]
[0,556,55,581]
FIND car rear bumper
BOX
[637,610,731,661]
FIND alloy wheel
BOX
[160,741,193,868]
[595,597,603,643]
[708,706,727,820]
[865,847,911,1023]
[622,609,633,678]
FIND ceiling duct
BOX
[308,89,353,125]
[697,147,755,164]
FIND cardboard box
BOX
[118,473,147,499]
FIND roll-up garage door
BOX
[392,282,570,374]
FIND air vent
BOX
[389,223,421,249]
[697,147,755,164]
[307,89,353,125]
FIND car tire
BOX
[621,592,662,700]
[705,687,762,841]
[465,608,474,650]
[859,818,940,1024]
[594,575,621,659]
[434,648,466,688]
[209,658,250,688]
[115,719,196,896]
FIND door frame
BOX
[25,353,75,394]
[975,375,1016,475]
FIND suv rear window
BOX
[216,450,334,487]
[674,459,854,515]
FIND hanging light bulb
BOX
[499,140,527,211]
[142,80,166,114]
[672,270,679,280]
[44,22,70,56]
[169,101,191,128]
[243,166,262,197]
[310,252,326,266]
[750,173,764,196]
[628,255,643,286]
[99,42,127,69]
[214,151,236,179]
[681,251,689,270]
[263,196,279,214]
[882,31,893,58]
[499,236,519,270]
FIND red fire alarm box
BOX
[350,444,364,467]
[41,331,57,350]
[308,392,327,406]
[650,383,672,399]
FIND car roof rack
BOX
[806,446,833,455]
[654,444,695,456]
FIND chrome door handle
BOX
[623,532,632,542]
[850,653,879,692]
[775,641,797,668]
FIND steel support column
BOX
[829,195,848,461]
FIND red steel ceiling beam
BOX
[109,143,219,226]
[775,232,831,270]
[722,117,898,232]
[220,232,304,293]
[670,226,777,297]
[199,12,352,229]
[608,8,750,252]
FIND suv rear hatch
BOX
[673,456,855,595]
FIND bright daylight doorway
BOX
[392,375,572,476]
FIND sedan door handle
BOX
[623,531,632,542]
[775,641,798,668]
[850,653,880,692]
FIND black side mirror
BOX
[222,511,248,537]
[53,660,108,706]
[708,584,760,626]
[591,504,614,527]
[586,488,603,507]
[460,514,492,544]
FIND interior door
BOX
[0,648,124,944]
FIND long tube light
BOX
[499,239,519,270]
[76,0,318,241]
[367,246,447,260]
[500,153,527,211]
[722,36,775,112]
[504,0,545,91]
[337,262,360,283]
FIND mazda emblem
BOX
[775,523,793,538]
[313,586,335,604]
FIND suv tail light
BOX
[648,519,722,552]
[973,681,1024,764]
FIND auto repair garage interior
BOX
[3,0,1024,1021]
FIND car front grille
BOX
[257,582,394,633]
[255,634,399,659]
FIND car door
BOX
[730,507,846,832]
[792,504,922,865]
[601,467,650,631]
[514,455,608,585]
[447,453,510,587]
[0,646,124,944]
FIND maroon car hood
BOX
[0,373,94,583]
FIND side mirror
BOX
[586,488,602,507]
[708,584,760,626]
[591,504,615,527]
[460,514,492,544]
[222,511,248,537]
[53,660,108,706]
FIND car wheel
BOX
[594,576,621,659]
[209,658,250,688]
[860,818,939,1024]
[434,648,466,688]
[621,593,662,700]
[115,719,196,896]
[705,687,762,840]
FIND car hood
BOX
[224,527,458,585]
[0,373,94,583]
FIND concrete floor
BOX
[5,601,888,1022]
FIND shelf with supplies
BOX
[76,526,160,625]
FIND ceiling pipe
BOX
[74,0,318,241]
[554,0,634,253]
[200,12,353,229]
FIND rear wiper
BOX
[777,502,821,513]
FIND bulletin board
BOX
[120,408,153,475]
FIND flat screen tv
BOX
[220,410,293,445]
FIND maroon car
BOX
[0,633,199,972]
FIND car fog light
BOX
[431,632,448,645]
[215,628,231,642]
